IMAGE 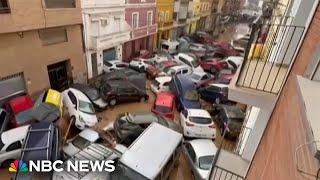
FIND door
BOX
[91,53,98,77]
[0,73,27,106]
[47,61,70,91]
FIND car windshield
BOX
[189,116,212,124]
[85,89,100,101]
[72,136,91,150]
[184,90,199,101]
[190,73,202,80]
[199,155,214,170]
[154,105,172,113]
[152,80,160,87]
[78,100,95,114]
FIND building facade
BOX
[172,0,190,39]
[0,0,86,102]
[81,0,131,79]
[187,0,201,34]
[123,0,157,62]
[208,0,320,179]
[156,0,175,47]
[197,0,213,31]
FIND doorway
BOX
[91,53,98,77]
[47,60,70,91]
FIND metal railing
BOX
[236,23,305,94]
[210,165,245,180]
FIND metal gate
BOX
[0,72,27,105]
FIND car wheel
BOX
[109,99,117,106]
[215,98,221,104]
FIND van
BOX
[160,40,179,55]
[111,122,183,180]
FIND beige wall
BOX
[0,25,86,95]
[0,0,82,34]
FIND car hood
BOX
[79,112,98,126]
[93,98,108,108]
[63,142,80,157]
[194,66,205,72]
[182,99,201,109]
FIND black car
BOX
[0,108,9,134]
[71,83,108,110]
[15,122,60,180]
[114,112,182,146]
[212,105,245,140]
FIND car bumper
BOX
[183,128,216,139]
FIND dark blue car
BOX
[198,83,229,104]
[169,75,201,111]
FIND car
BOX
[188,71,216,88]
[146,60,177,79]
[62,88,98,130]
[62,128,100,158]
[213,105,245,140]
[169,75,201,111]
[151,92,175,120]
[103,60,129,73]
[129,57,156,72]
[198,83,229,104]
[200,58,238,75]
[214,42,240,56]
[161,64,192,76]
[224,56,244,69]
[0,125,29,167]
[113,112,181,146]
[174,53,204,72]
[102,68,141,81]
[71,83,108,110]
[193,31,217,45]
[183,139,218,180]
[150,76,172,94]
[180,109,216,139]
[189,43,207,58]
[100,80,149,106]
[4,95,34,128]
[15,122,60,180]
[0,108,9,134]
[160,40,180,54]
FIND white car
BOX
[180,109,216,139]
[189,71,214,85]
[151,76,172,94]
[189,43,206,57]
[129,58,155,72]
[0,125,30,167]
[224,56,244,69]
[103,60,128,73]
[63,128,100,158]
[160,40,180,54]
[161,64,192,76]
[183,139,217,180]
[62,88,98,130]
[174,53,204,72]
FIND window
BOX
[6,141,22,152]
[67,91,77,106]
[185,143,196,163]
[0,0,10,13]
[132,12,139,29]
[39,27,68,45]
[45,0,75,8]
[147,11,153,26]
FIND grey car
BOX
[0,108,9,134]
[114,112,182,146]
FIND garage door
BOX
[103,48,117,62]
[0,72,27,104]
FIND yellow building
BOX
[188,0,201,34]
[156,0,175,47]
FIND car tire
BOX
[109,99,117,106]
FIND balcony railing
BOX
[236,23,305,94]
[210,165,244,180]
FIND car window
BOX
[189,116,212,124]
[162,44,169,50]
[0,111,7,128]
[6,141,22,152]
[163,82,170,86]
[116,64,127,68]
[201,75,209,80]
[67,91,77,106]
[182,69,189,74]
[199,155,214,170]
[208,86,221,93]
[185,143,196,163]
[72,136,91,150]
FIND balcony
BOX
[132,24,157,39]
[229,23,305,109]
[90,30,130,50]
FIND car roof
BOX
[66,88,91,102]
[155,92,174,107]
[178,53,196,61]
[191,71,207,77]
[120,123,183,179]
[9,96,34,114]
[176,75,197,90]
[170,65,189,71]
[189,139,217,157]
[1,125,30,144]
[127,112,159,124]
[155,76,172,83]
[78,129,99,142]
[188,109,211,118]
[209,83,229,88]
[227,56,244,61]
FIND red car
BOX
[214,42,240,56]
[151,92,175,120]
[194,31,217,45]
[146,61,177,79]
[200,58,238,75]
[5,96,34,128]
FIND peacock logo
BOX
[9,160,28,173]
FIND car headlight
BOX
[79,116,85,123]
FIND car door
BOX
[67,91,78,116]
[0,141,23,165]
[183,143,200,178]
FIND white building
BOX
[81,0,131,78]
